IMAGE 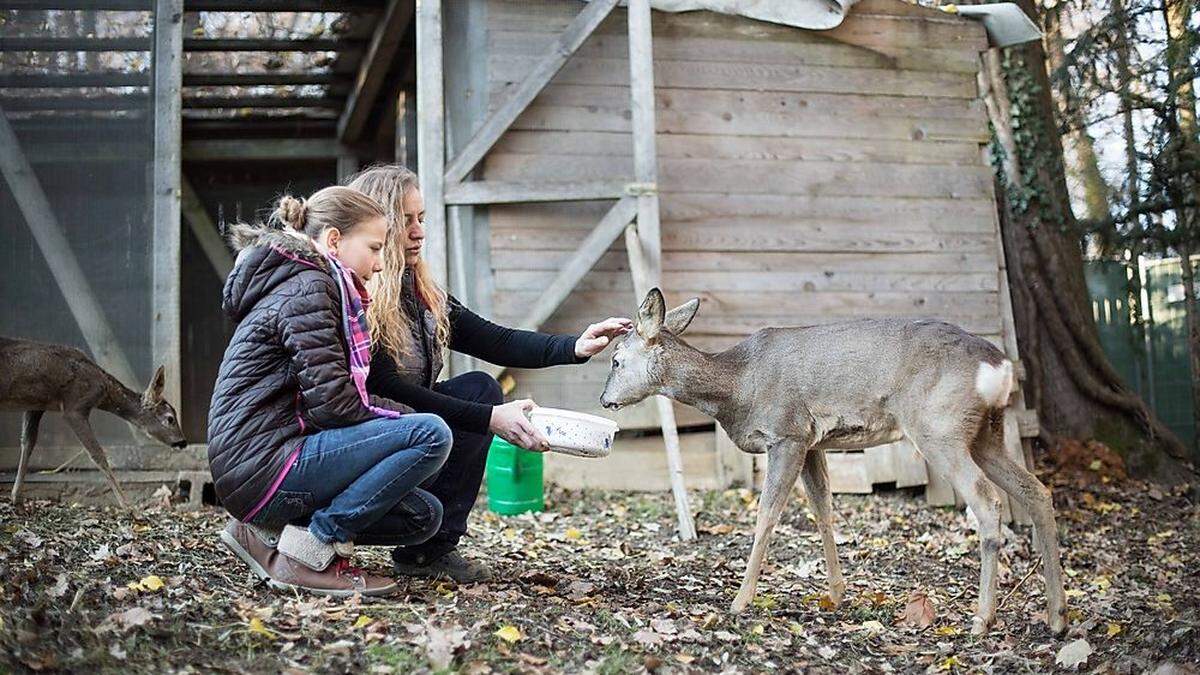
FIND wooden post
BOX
[0,107,138,388]
[625,0,693,540]
[416,0,447,288]
[152,0,183,411]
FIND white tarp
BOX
[582,0,860,31]
[645,0,859,30]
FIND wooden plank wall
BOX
[483,0,994,430]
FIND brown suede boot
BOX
[220,520,397,598]
[219,518,279,581]
[271,524,398,598]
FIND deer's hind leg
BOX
[911,423,1004,635]
[63,411,128,510]
[971,411,1068,634]
[11,410,44,505]
[731,441,807,613]
[800,447,845,605]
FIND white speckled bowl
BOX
[529,407,619,458]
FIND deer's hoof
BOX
[829,584,845,607]
[730,594,752,614]
[970,615,992,636]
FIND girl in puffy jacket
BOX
[207,186,451,597]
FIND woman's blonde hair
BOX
[269,185,385,241]
[346,164,451,362]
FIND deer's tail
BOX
[974,359,1014,408]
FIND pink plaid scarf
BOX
[325,253,402,419]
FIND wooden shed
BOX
[423,0,1037,505]
[1,0,1036,516]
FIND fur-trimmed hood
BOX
[221,222,331,322]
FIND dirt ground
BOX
[1,460,1197,674]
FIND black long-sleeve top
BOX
[367,297,587,434]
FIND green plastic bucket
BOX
[485,436,544,515]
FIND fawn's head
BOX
[134,366,187,449]
[600,288,700,410]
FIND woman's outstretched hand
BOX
[489,399,550,452]
[575,317,634,358]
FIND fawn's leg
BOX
[11,411,44,504]
[800,447,845,605]
[63,411,128,510]
[914,433,1003,635]
[731,442,806,613]
[972,418,1068,634]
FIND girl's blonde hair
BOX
[346,164,451,362]
[270,185,385,241]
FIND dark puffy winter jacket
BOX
[207,224,411,521]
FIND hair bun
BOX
[273,195,307,231]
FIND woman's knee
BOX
[461,371,504,406]
[407,488,443,538]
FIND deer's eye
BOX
[612,360,621,369]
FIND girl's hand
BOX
[575,317,634,358]
[489,399,550,452]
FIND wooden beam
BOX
[183,38,361,52]
[416,0,447,286]
[443,0,618,185]
[152,0,184,419]
[0,37,150,51]
[0,72,149,87]
[180,176,233,279]
[183,72,347,87]
[183,137,342,161]
[518,196,637,332]
[338,0,414,143]
[0,96,147,111]
[0,106,139,388]
[445,179,628,205]
[0,1,383,10]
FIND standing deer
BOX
[0,337,188,508]
[599,289,1067,635]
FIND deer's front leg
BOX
[63,411,129,510]
[11,410,44,505]
[732,442,807,613]
[800,447,845,605]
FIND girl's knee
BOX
[411,413,453,460]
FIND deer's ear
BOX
[636,288,665,342]
[664,298,700,335]
[143,365,166,405]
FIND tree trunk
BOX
[1043,7,1113,225]
[982,0,1194,480]
[1164,0,1200,455]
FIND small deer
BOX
[0,337,187,509]
[600,289,1067,635]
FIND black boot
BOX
[392,547,494,583]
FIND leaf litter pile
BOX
[1,456,1197,673]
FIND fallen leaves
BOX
[1055,638,1093,669]
[494,625,523,643]
[897,592,936,629]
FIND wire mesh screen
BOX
[1,6,157,449]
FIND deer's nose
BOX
[172,440,188,449]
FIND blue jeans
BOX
[250,414,452,546]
